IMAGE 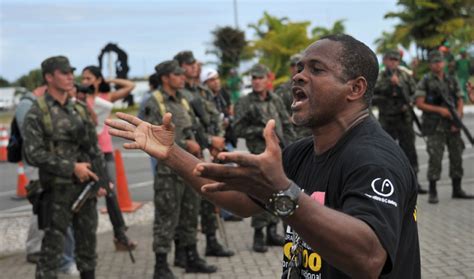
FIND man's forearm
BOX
[163,144,262,217]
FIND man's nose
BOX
[292,71,306,86]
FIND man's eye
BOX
[312,68,322,73]
[296,65,304,73]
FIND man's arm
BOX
[106,112,263,217]
[194,120,388,278]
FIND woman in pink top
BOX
[81,66,136,251]
[81,66,135,182]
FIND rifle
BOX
[439,90,474,145]
[387,69,424,137]
[72,158,136,263]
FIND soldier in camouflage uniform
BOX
[274,53,312,141]
[22,56,106,279]
[174,51,234,258]
[374,50,427,194]
[143,60,217,279]
[233,64,296,253]
[415,50,474,204]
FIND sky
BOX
[0,0,402,82]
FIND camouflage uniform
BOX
[374,63,419,173]
[142,88,201,253]
[23,93,103,278]
[234,89,295,229]
[415,72,464,181]
[274,80,312,141]
[175,51,224,243]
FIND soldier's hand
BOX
[467,82,474,103]
[186,140,201,157]
[210,136,226,152]
[390,74,399,85]
[106,112,175,160]
[439,107,452,119]
[96,187,107,197]
[74,163,99,183]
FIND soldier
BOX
[22,56,106,279]
[143,60,217,279]
[173,51,233,258]
[233,63,295,252]
[275,53,312,141]
[415,50,474,204]
[374,50,427,194]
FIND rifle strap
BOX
[37,96,89,153]
[152,90,190,115]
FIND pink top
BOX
[96,93,113,153]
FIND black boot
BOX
[253,228,268,253]
[80,270,95,279]
[417,183,428,194]
[154,253,176,279]
[173,239,186,268]
[428,180,439,204]
[452,178,474,199]
[205,233,234,257]
[185,244,217,273]
[266,223,285,246]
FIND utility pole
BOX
[233,0,239,29]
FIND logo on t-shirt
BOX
[364,178,398,207]
[371,178,394,197]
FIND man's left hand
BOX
[193,119,291,202]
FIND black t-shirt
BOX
[281,116,420,278]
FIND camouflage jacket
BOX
[373,67,417,117]
[22,93,104,187]
[415,72,462,131]
[181,83,224,142]
[233,91,295,154]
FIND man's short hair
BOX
[173,51,196,65]
[148,73,160,89]
[320,34,379,106]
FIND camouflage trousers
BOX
[251,211,279,229]
[200,199,218,235]
[426,128,465,181]
[379,114,419,172]
[36,183,98,279]
[152,174,199,253]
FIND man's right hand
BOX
[106,112,175,160]
[438,107,452,119]
[74,162,99,183]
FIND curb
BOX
[0,202,154,256]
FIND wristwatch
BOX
[266,181,301,217]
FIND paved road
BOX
[0,115,473,278]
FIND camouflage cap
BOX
[384,49,401,60]
[289,53,302,66]
[154,60,185,78]
[428,50,443,63]
[41,56,76,75]
[173,50,196,65]
[249,64,269,78]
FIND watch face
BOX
[275,196,295,215]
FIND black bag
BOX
[7,117,22,163]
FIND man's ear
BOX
[44,72,53,84]
[347,76,367,101]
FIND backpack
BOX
[7,94,36,163]
[6,117,22,162]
